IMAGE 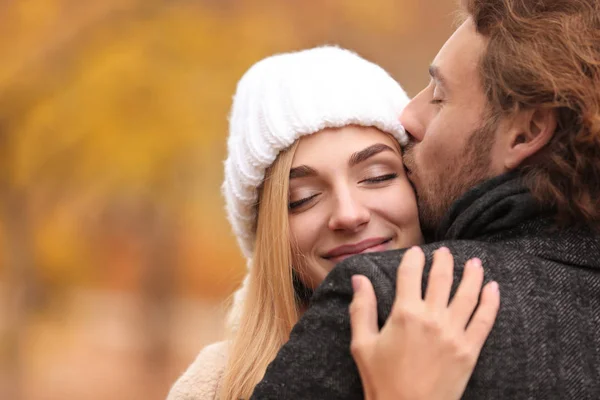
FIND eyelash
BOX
[289,193,319,210]
[430,83,444,105]
[288,173,398,210]
[361,173,398,184]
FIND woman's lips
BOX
[324,238,393,264]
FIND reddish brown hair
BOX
[462,0,600,228]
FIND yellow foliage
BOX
[337,0,417,34]
[0,0,430,298]
[34,201,91,286]
[9,1,301,193]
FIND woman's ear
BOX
[503,107,557,170]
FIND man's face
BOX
[401,19,501,236]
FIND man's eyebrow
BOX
[429,65,447,88]
[289,165,317,179]
[349,143,396,167]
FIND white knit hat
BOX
[222,46,410,328]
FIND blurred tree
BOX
[0,0,455,397]
[0,0,301,394]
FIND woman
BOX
[167,46,499,400]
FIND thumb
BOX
[349,275,379,348]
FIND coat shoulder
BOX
[166,341,228,400]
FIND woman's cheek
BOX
[289,214,319,255]
[379,184,419,225]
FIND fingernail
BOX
[438,246,450,253]
[471,258,482,268]
[490,281,499,293]
[352,275,362,292]
[406,246,420,256]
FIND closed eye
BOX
[430,83,445,105]
[360,173,398,184]
[289,193,319,210]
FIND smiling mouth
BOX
[323,238,393,263]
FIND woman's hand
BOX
[349,246,500,400]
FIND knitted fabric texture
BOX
[222,45,409,259]
[251,172,600,399]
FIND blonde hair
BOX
[219,141,302,400]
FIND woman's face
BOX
[288,126,423,288]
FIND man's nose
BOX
[399,94,427,143]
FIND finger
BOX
[349,275,379,349]
[349,276,379,400]
[396,246,426,304]
[465,281,500,352]
[448,258,484,329]
[424,247,454,309]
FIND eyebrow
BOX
[289,165,317,179]
[289,143,397,179]
[429,65,448,88]
[349,143,396,167]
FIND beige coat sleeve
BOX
[167,341,228,400]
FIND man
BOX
[250,0,600,399]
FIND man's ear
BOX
[504,108,557,170]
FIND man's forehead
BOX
[431,19,485,89]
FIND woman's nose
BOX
[328,190,370,232]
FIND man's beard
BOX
[403,118,498,240]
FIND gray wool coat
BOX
[251,172,600,400]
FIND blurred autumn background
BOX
[0,0,455,399]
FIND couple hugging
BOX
[170,1,600,399]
